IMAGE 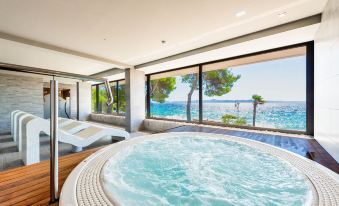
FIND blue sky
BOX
[165,55,306,102]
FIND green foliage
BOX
[251,94,265,127]
[91,84,125,113]
[107,85,120,113]
[234,117,247,126]
[203,69,241,97]
[181,69,240,96]
[221,114,247,126]
[151,68,239,106]
[181,68,240,121]
[150,77,176,103]
[91,87,97,112]
[118,85,126,112]
[99,87,108,103]
[90,86,109,113]
[221,114,237,124]
[252,94,265,105]
[181,73,198,85]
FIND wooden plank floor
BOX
[0,126,338,205]
[0,146,103,206]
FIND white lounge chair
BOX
[12,112,77,151]
[17,113,34,151]
[59,118,75,127]
[60,121,91,134]
[21,116,129,165]
[10,110,20,137]
[12,110,25,142]
[59,125,129,152]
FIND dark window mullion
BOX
[306,41,314,136]
[146,75,151,118]
[199,65,203,123]
[116,81,120,114]
[95,84,99,113]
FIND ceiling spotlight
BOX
[235,11,246,17]
[278,12,287,18]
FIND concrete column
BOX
[125,67,145,132]
[77,82,92,121]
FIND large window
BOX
[91,80,125,115]
[91,44,312,133]
[146,43,312,133]
[98,84,108,113]
[150,67,199,122]
[117,81,126,114]
[91,85,97,113]
[202,46,307,131]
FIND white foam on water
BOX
[102,136,312,206]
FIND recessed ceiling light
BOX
[235,11,246,17]
[278,12,287,18]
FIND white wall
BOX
[78,82,92,121]
[125,68,145,132]
[314,0,339,162]
[68,83,77,118]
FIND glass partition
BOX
[118,80,126,114]
[91,80,125,115]
[145,45,310,133]
[108,82,117,114]
[91,85,97,113]
[0,72,110,171]
[98,84,108,113]
[202,46,307,131]
[150,67,199,122]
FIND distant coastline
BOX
[152,100,306,104]
[150,101,306,131]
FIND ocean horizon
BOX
[150,101,306,131]
[160,100,306,103]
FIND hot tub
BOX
[60,132,339,206]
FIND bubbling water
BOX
[102,136,312,206]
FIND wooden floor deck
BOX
[0,126,338,205]
[0,146,102,206]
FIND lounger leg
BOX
[111,136,125,143]
[72,145,83,152]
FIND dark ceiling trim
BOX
[0,62,104,82]
[90,67,126,78]
[135,14,321,69]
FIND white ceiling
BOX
[138,24,319,75]
[0,0,327,76]
[0,38,116,75]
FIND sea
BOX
[150,101,306,131]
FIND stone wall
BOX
[0,73,44,134]
[89,114,190,133]
[143,119,188,133]
[314,0,339,162]
[89,113,126,127]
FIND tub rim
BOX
[59,132,339,206]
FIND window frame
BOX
[91,78,126,116]
[145,41,314,135]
